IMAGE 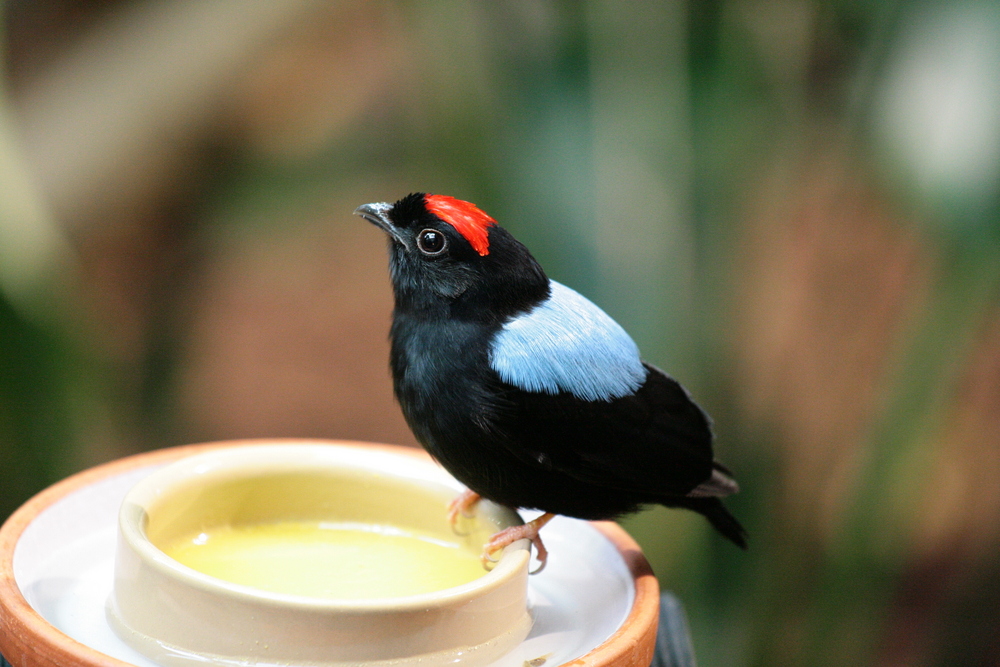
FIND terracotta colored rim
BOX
[0,439,659,667]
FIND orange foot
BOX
[447,489,482,528]
[483,513,555,574]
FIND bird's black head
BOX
[356,193,548,323]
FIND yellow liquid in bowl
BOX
[162,521,486,599]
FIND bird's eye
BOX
[416,229,447,256]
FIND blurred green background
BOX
[2,1,1000,665]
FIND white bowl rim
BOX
[117,442,530,612]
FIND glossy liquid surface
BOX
[162,521,485,599]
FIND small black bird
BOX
[356,193,746,569]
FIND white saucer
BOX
[12,460,636,667]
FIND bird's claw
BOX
[480,513,555,575]
[447,489,482,536]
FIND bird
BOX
[355,192,746,570]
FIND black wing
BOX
[496,363,716,498]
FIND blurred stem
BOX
[585,0,696,371]
[0,19,80,519]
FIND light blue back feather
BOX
[489,281,647,402]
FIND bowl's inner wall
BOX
[142,469,494,553]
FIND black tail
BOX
[672,496,748,549]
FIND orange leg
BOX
[483,513,555,574]
[447,489,482,527]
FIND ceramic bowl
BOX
[105,443,532,667]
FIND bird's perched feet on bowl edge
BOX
[484,513,555,574]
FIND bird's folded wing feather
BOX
[496,364,717,497]
[486,280,718,497]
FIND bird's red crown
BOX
[424,194,496,256]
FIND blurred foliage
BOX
[3,1,1000,665]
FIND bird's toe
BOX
[447,489,482,534]
[481,513,555,574]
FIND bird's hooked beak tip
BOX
[354,202,393,228]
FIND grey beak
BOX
[355,202,408,249]
[354,202,392,227]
